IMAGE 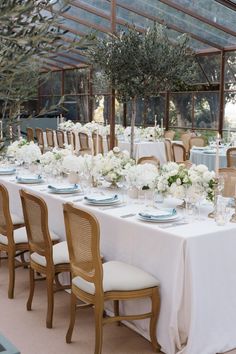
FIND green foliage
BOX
[88,24,197,102]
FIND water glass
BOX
[215,196,231,226]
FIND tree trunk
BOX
[130,97,136,159]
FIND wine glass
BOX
[217,175,224,195]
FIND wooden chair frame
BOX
[67,131,76,151]
[172,143,187,162]
[226,147,236,168]
[189,136,206,149]
[56,130,65,149]
[106,134,118,151]
[35,128,45,153]
[137,156,160,168]
[46,128,55,149]
[164,130,175,141]
[219,167,236,197]
[164,139,173,162]
[63,203,160,354]
[92,132,104,155]
[0,184,28,299]
[78,132,90,150]
[26,127,34,142]
[20,189,71,328]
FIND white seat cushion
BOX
[72,261,160,295]
[0,227,28,245]
[11,213,24,225]
[31,241,69,267]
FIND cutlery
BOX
[100,203,126,210]
[120,213,136,218]
[159,221,188,229]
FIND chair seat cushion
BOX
[0,227,28,245]
[31,241,69,267]
[11,213,24,225]
[72,261,160,295]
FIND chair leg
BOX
[94,303,104,354]
[46,275,54,328]
[66,292,77,344]
[8,252,15,299]
[114,300,120,326]
[27,268,35,311]
[150,288,161,352]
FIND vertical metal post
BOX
[88,66,93,122]
[191,92,195,131]
[218,50,225,137]
[110,0,116,149]
[165,91,170,131]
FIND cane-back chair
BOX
[0,184,28,299]
[46,128,55,149]
[20,189,70,328]
[227,148,236,168]
[63,203,161,354]
[56,130,65,149]
[35,128,45,153]
[189,136,206,149]
[26,127,34,143]
[219,168,236,197]
[165,139,174,162]
[164,130,175,141]
[67,131,76,151]
[180,132,191,157]
[78,132,91,155]
[172,143,187,162]
[92,132,104,155]
[137,156,160,168]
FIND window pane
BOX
[194,92,219,129]
[64,95,89,123]
[169,93,192,128]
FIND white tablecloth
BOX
[1,175,236,354]
[118,141,167,164]
[190,148,227,171]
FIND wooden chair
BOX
[92,132,104,155]
[137,156,160,168]
[56,130,65,149]
[189,136,206,149]
[46,128,55,149]
[0,184,28,299]
[219,168,236,197]
[26,127,34,142]
[63,203,161,354]
[164,130,175,141]
[165,139,173,162]
[35,127,45,153]
[20,189,70,328]
[227,147,236,168]
[106,134,118,151]
[67,131,76,151]
[172,143,187,162]
[180,132,191,158]
[78,132,92,155]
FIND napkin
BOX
[48,184,78,192]
[16,175,41,181]
[139,208,176,219]
[84,194,118,202]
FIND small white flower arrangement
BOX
[62,154,85,174]
[141,126,163,141]
[105,124,125,136]
[188,164,216,201]
[7,138,41,164]
[58,120,75,131]
[125,163,158,190]
[40,147,71,176]
[7,138,28,158]
[124,126,141,142]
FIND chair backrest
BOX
[0,184,13,238]
[92,132,104,155]
[66,131,76,150]
[35,128,44,153]
[219,168,236,197]
[227,147,236,168]
[79,132,90,150]
[180,132,191,152]
[26,127,34,142]
[164,139,173,161]
[46,128,55,148]
[106,134,118,151]
[164,130,175,141]
[20,189,53,262]
[172,143,186,162]
[189,136,206,148]
[63,203,103,293]
[137,156,160,168]
[56,130,65,149]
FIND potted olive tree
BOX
[88,24,197,158]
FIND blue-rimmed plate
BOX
[16,175,43,184]
[84,194,119,205]
[48,184,82,194]
[138,208,179,223]
[0,167,16,175]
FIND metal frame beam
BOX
[215,0,236,11]
[218,50,226,136]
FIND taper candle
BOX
[215,133,220,178]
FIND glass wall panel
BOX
[169,93,192,128]
[64,69,89,94]
[194,92,219,129]
[51,72,62,95]
[63,95,89,122]
[224,92,236,134]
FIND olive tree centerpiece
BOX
[88,24,196,158]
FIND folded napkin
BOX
[16,175,41,181]
[84,194,118,203]
[48,184,78,192]
[139,208,176,219]
[0,167,16,173]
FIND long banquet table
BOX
[190,147,227,170]
[2,174,236,354]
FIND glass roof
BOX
[43,0,236,70]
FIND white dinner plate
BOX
[137,213,180,223]
[0,168,16,175]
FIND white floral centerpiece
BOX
[155,162,191,198]
[58,120,75,131]
[7,138,28,158]
[40,147,71,177]
[105,124,125,137]
[188,164,216,202]
[7,138,41,165]
[141,126,163,141]
[84,121,106,136]
[100,147,134,184]
[74,122,82,131]
[124,126,141,142]
[125,163,158,190]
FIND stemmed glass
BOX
[217,175,225,195]
[117,176,129,204]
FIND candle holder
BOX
[230,198,236,223]
[208,178,219,218]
